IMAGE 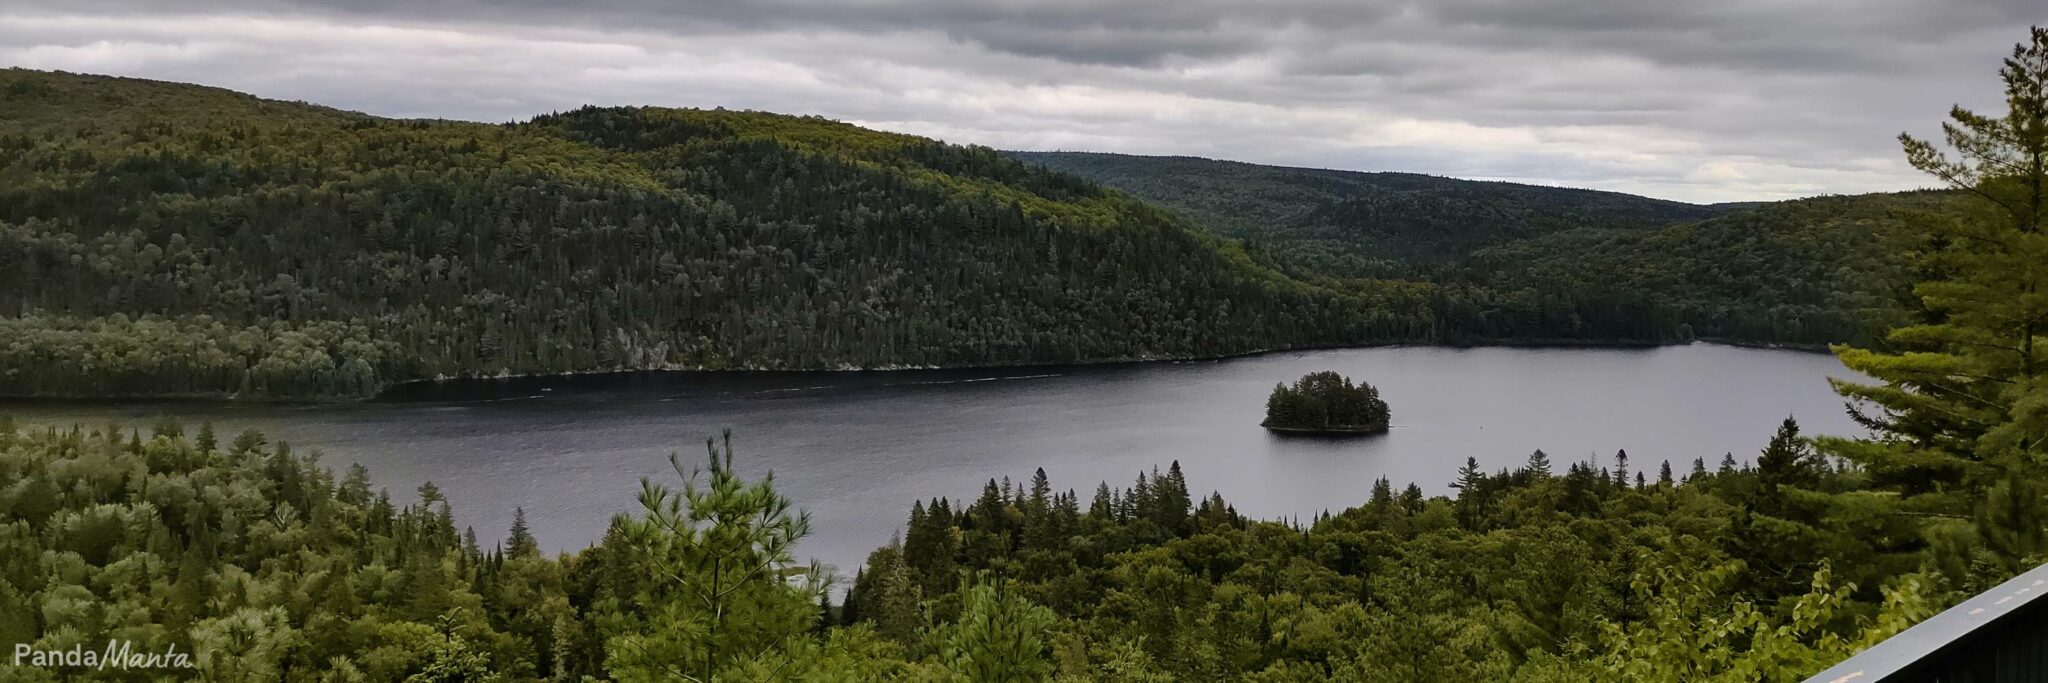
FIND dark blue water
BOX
[6,343,1866,583]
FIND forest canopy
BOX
[3,21,2047,680]
[1011,153,1956,348]
[1261,370,1390,433]
[0,68,1949,400]
[0,69,1388,399]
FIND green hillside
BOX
[1006,151,1723,272]
[0,71,1944,399]
[0,70,1402,398]
[1476,192,1949,344]
[1009,151,1947,346]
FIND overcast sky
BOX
[2,1,2039,203]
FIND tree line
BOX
[0,71,1409,399]
[1013,148,1956,349]
[0,22,2040,682]
[1262,370,1390,433]
[0,67,1929,401]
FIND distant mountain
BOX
[0,70,1386,398]
[0,71,1942,399]
[1005,151,1726,276]
[1008,151,1950,347]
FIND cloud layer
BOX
[3,0,2039,202]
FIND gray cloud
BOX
[0,0,2040,202]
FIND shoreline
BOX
[1261,424,1390,435]
[0,338,1840,405]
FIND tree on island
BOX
[1262,371,1391,433]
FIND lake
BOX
[5,343,1866,582]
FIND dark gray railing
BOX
[1805,562,2048,682]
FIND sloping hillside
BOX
[1477,191,1949,344]
[1011,151,1945,346]
[0,70,1396,398]
[1007,151,1724,276]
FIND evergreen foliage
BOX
[0,415,1954,681]
[1819,26,2048,589]
[2,22,2045,683]
[0,69,1387,399]
[1261,370,1391,433]
[0,67,1961,400]
[1012,153,1960,347]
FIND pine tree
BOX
[811,594,833,637]
[1756,417,1822,516]
[507,507,537,558]
[1822,27,2048,573]
[1400,484,1425,514]
[1264,383,1297,427]
[1525,449,1553,478]
[972,479,1006,533]
[858,542,922,647]
[1028,468,1051,513]
[904,499,958,596]
[1451,457,1486,529]
[1155,461,1192,534]
[1369,477,1395,512]
[934,577,1056,682]
[601,433,826,680]
[1128,472,1153,523]
[841,569,866,626]
[1612,450,1630,489]
[1571,461,1618,517]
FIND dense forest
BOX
[0,69,1397,399]
[1262,371,1390,433]
[1009,153,1955,346]
[1002,151,1725,269]
[6,25,2040,681]
[0,415,1942,681]
[0,67,1944,400]
[1,21,2042,682]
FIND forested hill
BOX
[1005,151,1726,270]
[1474,191,1950,345]
[1009,151,1952,346]
[0,70,1942,399]
[0,69,1404,399]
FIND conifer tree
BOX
[904,498,959,596]
[1028,468,1051,513]
[1822,27,2048,574]
[1452,457,1487,529]
[1089,483,1115,519]
[1526,449,1553,478]
[601,433,826,680]
[507,507,538,558]
[1756,418,1823,516]
[857,542,923,648]
[1400,483,1425,514]
[1155,461,1192,534]
[932,577,1056,682]
[1369,477,1396,512]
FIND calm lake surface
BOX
[7,343,1866,581]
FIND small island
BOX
[1262,371,1391,434]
